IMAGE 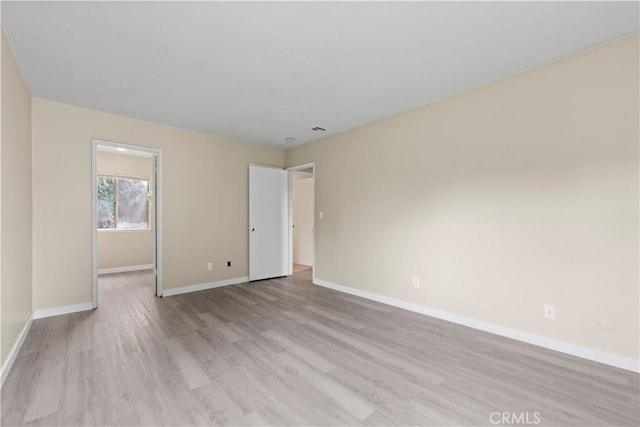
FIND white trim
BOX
[1,314,34,387]
[286,162,315,172]
[313,278,640,373]
[92,138,164,305]
[286,162,316,280]
[98,264,154,275]
[98,228,152,233]
[155,152,163,297]
[92,141,98,308]
[287,171,294,276]
[162,276,249,297]
[33,303,93,320]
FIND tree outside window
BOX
[97,175,150,230]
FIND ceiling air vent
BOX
[311,126,326,132]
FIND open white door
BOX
[249,164,288,281]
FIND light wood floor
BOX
[292,264,312,273]
[1,270,638,426]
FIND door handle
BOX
[251,228,255,232]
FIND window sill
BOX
[98,228,152,233]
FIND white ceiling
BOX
[2,2,638,148]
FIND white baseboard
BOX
[313,278,640,373]
[98,264,153,275]
[33,302,93,319]
[163,276,249,297]
[1,313,34,387]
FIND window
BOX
[97,175,150,230]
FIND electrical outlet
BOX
[413,277,420,288]
[544,304,555,319]
[207,262,213,271]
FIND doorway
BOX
[91,139,163,308]
[287,163,315,279]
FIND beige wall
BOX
[32,98,284,310]
[286,35,639,359]
[293,176,314,266]
[97,151,154,270]
[1,30,32,368]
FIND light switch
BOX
[319,211,324,219]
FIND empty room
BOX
[1,1,638,426]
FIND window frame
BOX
[97,172,152,231]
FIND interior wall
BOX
[285,35,639,360]
[32,98,284,310]
[1,29,32,368]
[97,151,154,270]
[293,175,314,266]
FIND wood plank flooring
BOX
[1,269,638,426]
[292,264,311,273]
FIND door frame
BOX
[91,138,163,308]
[286,162,315,281]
